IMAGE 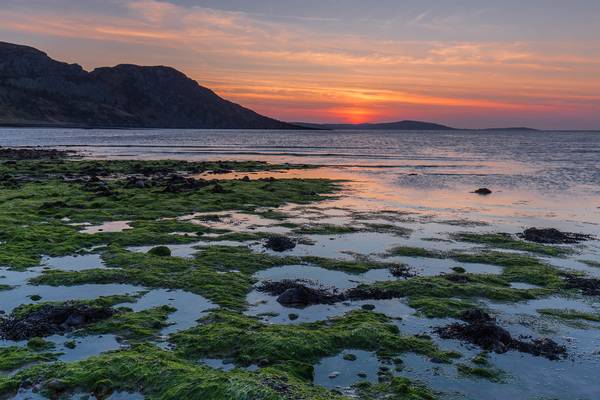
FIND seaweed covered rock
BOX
[434,309,566,360]
[264,236,296,252]
[435,309,512,353]
[258,280,340,308]
[563,274,600,296]
[389,264,415,278]
[148,246,172,257]
[163,174,209,193]
[520,227,592,244]
[0,302,115,340]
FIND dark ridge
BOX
[0,41,301,130]
[292,120,455,131]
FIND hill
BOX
[0,42,298,129]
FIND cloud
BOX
[0,0,599,128]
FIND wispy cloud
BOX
[0,0,599,128]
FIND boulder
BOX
[520,227,592,244]
[265,236,296,252]
[473,188,492,195]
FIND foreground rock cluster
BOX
[434,310,567,360]
[0,302,114,341]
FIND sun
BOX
[330,107,376,124]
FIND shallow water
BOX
[2,129,600,399]
[0,284,144,314]
[40,254,105,272]
[118,288,215,335]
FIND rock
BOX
[163,174,209,193]
[27,337,54,351]
[520,227,593,244]
[148,246,172,257]
[288,313,299,321]
[389,264,415,278]
[29,294,42,301]
[357,372,367,378]
[434,309,567,360]
[211,183,226,193]
[264,236,296,252]
[45,379,68,395]
[258,280,340,308]
[361,304,376,311]
[444,274,470,284]
[343,353,357,361]
[435,309,513,353]
[0,301,114,340]
[452,266,466,273]
[563,274,600,296]
[328,371,340,379]
[473,188,492,195]
[512,337,567,360]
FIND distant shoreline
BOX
[0,124,598,133]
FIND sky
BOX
[1,0,600,129]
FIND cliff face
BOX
[0,42,297,129]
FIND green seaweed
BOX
[85,306,176,341]
[0,347,57,372]
[171,310,455,368]
[0,344,345,400]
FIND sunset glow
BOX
[2,0,599,129]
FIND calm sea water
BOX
[1,128,599,228]
[2,128,599,191]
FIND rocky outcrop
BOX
[520,227,593,244]
[434,309,567,360]
[0,41,299,129]
[0,302,115,340]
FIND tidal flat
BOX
[0,141,599,400]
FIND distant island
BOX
[293,121,455,130]
[0,42,297,129]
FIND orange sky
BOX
[1,0,600,129]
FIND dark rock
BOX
[264,236,296,252]
[389,264,415,278]
[512,337,567,360]
[445,274,470,284]
[435,309,512,353]
[563,274,600,296]
[148,246,172,257]
[520,227,593,244]
[0,302,115,340]
[473,188,492,195]
[434,309,566,360]
[288,313,299,321]
[163,174,209,193]
[258,280,340,308]
[125,176,149,189]
[45,379,68,395]
[361,304,376,311]
[211,183,226,193]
